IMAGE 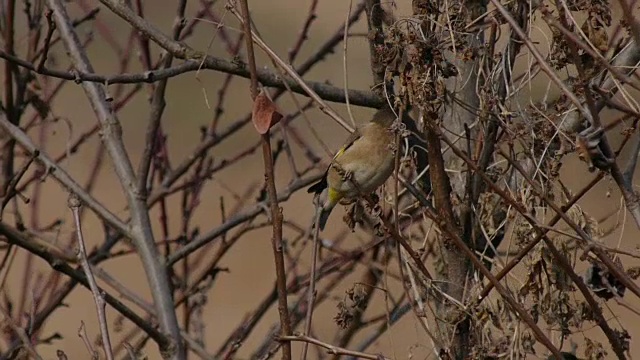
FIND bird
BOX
[307,106,398,230]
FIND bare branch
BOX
[238,2,292,360]
[0,110,132,238]
[0,221,172,348]
[69,195,115,360]
[280,334,390,360]
[46,0,183,357]
[364,0,386,96]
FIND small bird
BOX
[307,107,398,230]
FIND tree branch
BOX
[46,0,183,357]
[0,48,384,108]
[0,221,171,349]
[0,110,131,238]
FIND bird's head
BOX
[371,106,399,128]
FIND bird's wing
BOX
[307,169,328,194]
[333,128,362,161]
[307,128,362,195]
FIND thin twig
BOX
[279,334,390,360]
[0,110,132,238]
[343,0,356,128]
[78,321,98,360]
[364,0,387,98]
[0,306,44,360]
[301,203,322,360]
[227,4,355,132]
[0,150,38,219]
[36,9,56,71]
[287,0,319,64]
[69,194,115,360]
[136,0,188,198]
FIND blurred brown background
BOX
[3,0,640,358]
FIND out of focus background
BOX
[2,0,640,359]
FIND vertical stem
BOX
[261,132,292,360]
[364,0,387,98]
[69,195,115,360]
[3,0,15,121]
[238,1,291,359]
[3,0,23,326]
[1,0,17,197]
[239,0,258,98]
[424,112,470,359]
[301,206,321,359]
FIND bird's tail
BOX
[307,170,328,194]
[312,186,338,231]
[317,207,332,231]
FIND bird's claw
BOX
[344,203,363,232]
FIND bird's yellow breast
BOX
[326,123,395,199]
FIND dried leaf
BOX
[627,266,640,279]
[251,90,282,134]
[567,204,603,240]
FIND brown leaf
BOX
[251,90,282,134]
